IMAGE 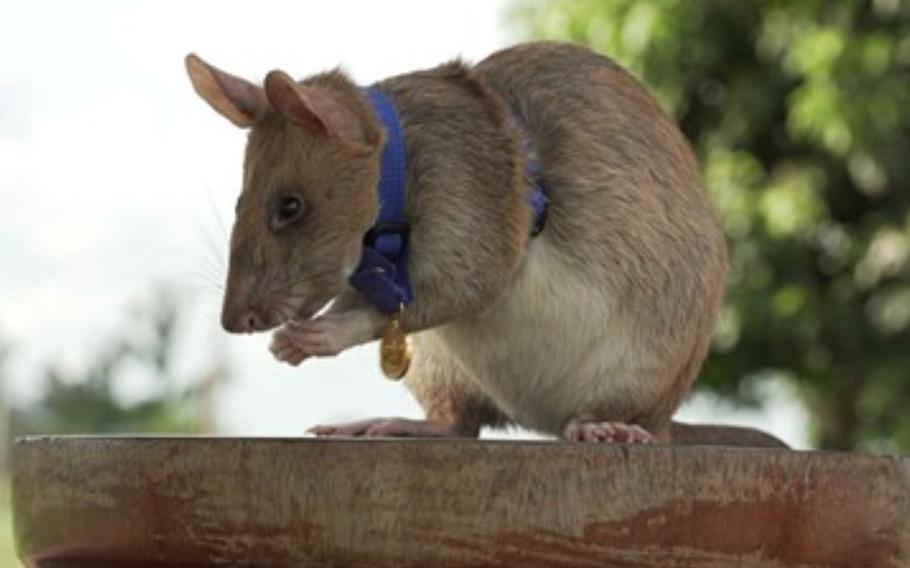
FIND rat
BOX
[185,41,740,445]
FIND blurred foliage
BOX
[0,339,16,568]
[1,475,20,568]
[518,0,910,450]
[0,289,222,567]
[0,338,9,474]
[9,289,218,438]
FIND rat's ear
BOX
[185,54,265,128]
[264,70,370,149]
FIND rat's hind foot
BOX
[563,419,655,444]
[308,417,475,438]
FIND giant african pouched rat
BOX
[185,41,736,444]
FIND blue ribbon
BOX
[348,87,413,314]
[349,87,548,315]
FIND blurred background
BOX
[2,0,910,564]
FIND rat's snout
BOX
[221,307,267,334]
[221,241,271,334]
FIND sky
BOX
[0,0,809,446]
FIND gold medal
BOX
[380,307,411,380]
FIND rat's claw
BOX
[270,326,309,365]
[275,346,308,366]
[285,350,308,366]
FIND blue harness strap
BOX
[347,87,412,314]
[521,127,549,236]
[348,87,548,314]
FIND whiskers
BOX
[187,233,227,296]
[188,185,230,296]
[265,267,340,323]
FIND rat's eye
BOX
[271,193,306,233]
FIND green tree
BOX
[517,0,910,450]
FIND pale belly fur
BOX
[429,236,662,435]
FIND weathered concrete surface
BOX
[11,437,910,567]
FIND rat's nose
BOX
[223,309,266,334]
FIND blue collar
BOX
[348,87,412,314]
[348,87,548,315]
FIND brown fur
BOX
[375,61,532,332]
[186,42,729,443]
[223,70,384,331]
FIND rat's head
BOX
[185,54,384,333]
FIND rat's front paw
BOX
[269,326,310,366]
[269,314,367,365]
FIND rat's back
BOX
[474,40,725,353]
[450,42,728,435]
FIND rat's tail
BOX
[669,421,789,448]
